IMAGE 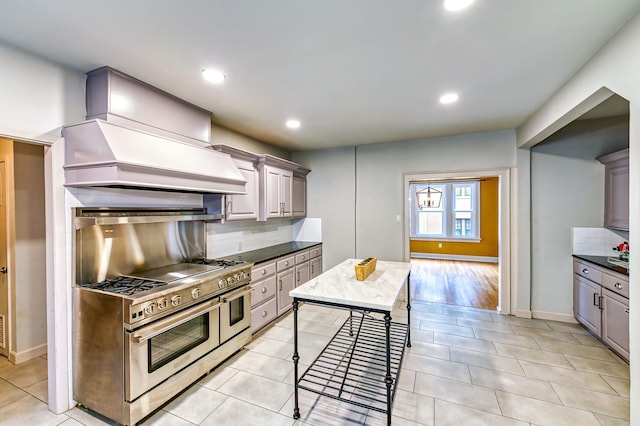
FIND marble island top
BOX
[289,258,411,312]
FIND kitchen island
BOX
[289,258,412,426]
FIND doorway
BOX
[403,168,511,314]
[0,137,47,400]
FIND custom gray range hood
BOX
[62,67,246,194]
[62,119,247,194]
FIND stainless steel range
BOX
[72,208,253,425]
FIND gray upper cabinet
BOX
[212,145,260,221]
[259,155,303,221]
[292,167,310,218]
[598,149,629,231]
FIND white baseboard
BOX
[514,309,532,319]
[9,343,47,364]
[411,252,498,263]
[531,310,578,323]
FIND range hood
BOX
[62,119,247,194]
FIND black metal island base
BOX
[289,258,412,426]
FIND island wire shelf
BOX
[297,312,409,413]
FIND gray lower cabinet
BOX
[277,267,295,316]
[574,275,602,336]
[602,288,630,360]
[250,244,323,332]
[250,261,277,333]
[573,258,629,361]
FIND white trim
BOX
[531,310,578,324]
[410,252,498,263]
[8,343,47,364]
[515,309,532,319]
[45,141,72,414]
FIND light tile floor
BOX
[0,301,631,425]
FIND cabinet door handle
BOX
[261,269,266,275]
[614,282,623,290]
[311,264,314,274]
[598,296,603,310]
[261,287,267,294]
[297,271,300,282]
[582,269,589,274]
[593,292,599,306]
[279,280,282,291]
[625,308,630,314]
[285,261,289,266]
[262,310,268,318]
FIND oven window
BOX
[228,296,245,327]
[148,313,209,373]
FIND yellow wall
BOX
[410,177,499,257]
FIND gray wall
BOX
[293,130,516,269]
[530,116,629,315]
[293,147,356,269]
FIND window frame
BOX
[410,180,481,241]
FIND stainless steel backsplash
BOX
[75,221,205,284]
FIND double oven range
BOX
[72,208,252,425]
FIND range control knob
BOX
[143,302,156,315]
[243,271,251,279]
[191,288,201,299]
[218,279,226,289]
[227,276,235,285]
[171,295,182,307]
[157,298,168,310]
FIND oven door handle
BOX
[222,286,252,303]
[131,299,221,344]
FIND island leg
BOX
[293,299,300,420]
[406,272,412,348]
[384,311,393,426]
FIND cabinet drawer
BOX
[251,298,277,333]
[250,275,277,307]
[602,272,629,298]
[277,255,295,271]
[309,246,322,259]
[296,250,310,264]
[574,260,602,283]
[251,262,276,281]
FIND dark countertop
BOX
[573,254,629,276]
[222,241,322,265]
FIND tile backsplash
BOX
[207,218,322,258]
[572,227,629,257]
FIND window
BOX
[410,180,480,240]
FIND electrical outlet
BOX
[438,243,442,248]
[395,215,401,223]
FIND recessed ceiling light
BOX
[286,119,301,129]
[439,93,459,104]
[202,69,226,84]
[443,0,474,12]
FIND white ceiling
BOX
[0,0,638,151]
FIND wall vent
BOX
[0,315,4,349]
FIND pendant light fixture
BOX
[416,185,442,209]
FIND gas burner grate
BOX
[81,276,168,295]
[190,258,244,267]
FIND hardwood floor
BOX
[410,258,498,310]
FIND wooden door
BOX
[0,161,7,356]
